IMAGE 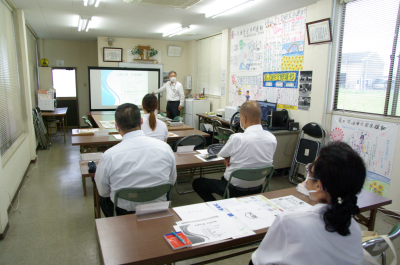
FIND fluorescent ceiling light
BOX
[163,25,190,37]
[83,0,100,7]
[78,16,92,32]
[203,0,254,18]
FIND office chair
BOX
[113,183,173,216]
[288,122,326,184]
[222,165,275,199]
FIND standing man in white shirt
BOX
[152,71,184,119]
[192,101,277,202]
[95,103,177,217]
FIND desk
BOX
[72,130,209,153]
[95,187,392,265]
[80,161,101,217]
[89,113,194,133]
[41,107,68,143]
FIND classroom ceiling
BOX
[11,0,318,41]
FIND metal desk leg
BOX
[368,208,378,231]
[82,176,87,196]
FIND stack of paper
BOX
[99,120,115,129]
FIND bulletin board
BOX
[229,8,307,109]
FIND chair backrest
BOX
[173,116,183,121]
[223,165,275,199]
[113,182,173,216]
[217,127,235,142]
[85,119,93,128]
[211,119,222,132]
[159,112,167,117]
[302,122,326,138]
[82,116,88,122]
[362,222,400,257]
[173,134,206,152]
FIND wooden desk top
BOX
[175,152,224,169]
[41,107,68,116]
[167,124,194,131]
[95,187,391,265]
[72,130,209,146]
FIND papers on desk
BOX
[77,128,99,134]
[168,132,178,137]
[196,149,209,155]
[99,120,115,129]
[173,203,217,221]
[112,134,122,140]
[194,154,224,162]
[269,195,312,212]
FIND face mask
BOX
[305,173,323,201]
[170,77,177,83]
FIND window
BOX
[333,0,400,117]
[0,1,24,156]
[196,34,222,96]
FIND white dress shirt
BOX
[154,81,185,106]
[141,113,169,141]
[252,204,364,265]
[218,124,277,188]
[95,130,177,211]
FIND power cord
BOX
[284,134,294,156]
[4,157,38,214]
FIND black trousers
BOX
[192,176,262,202]
[167,101,181,120]
[99,196,135,217]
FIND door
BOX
[52,68,79,127]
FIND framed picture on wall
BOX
[306,18,332,45]
[103,47,122,62]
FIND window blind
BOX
[196,34,222,96]
[0,0,25,156]
[333,0,400,117]
[26,26,39,107]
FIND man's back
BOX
[219,124,277,188]
[95,130,176,211]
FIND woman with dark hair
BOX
[251,141,366,265]
[141,94,168,142]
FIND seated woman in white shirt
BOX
[251,141,366,265]
[141,94,169,142]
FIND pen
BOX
[171,231,185,244]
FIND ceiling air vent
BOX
[124,0,202,9]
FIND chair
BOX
[85,119,93,128]
[159,112,167,117]
[173,134,206,152]
[222,165,275,199]
[288,122,326,184]
[211,119,223,144]
[173,134,206,195]
[216,127,235,144]
[173,116,183,122]
[113,182,173,216]
[362,222,400,265]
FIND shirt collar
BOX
[309,203,328,214]
[244,124,263,132]
[122,130,145,140]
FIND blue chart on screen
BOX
[101,70,119,105]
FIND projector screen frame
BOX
[88,66,161,111]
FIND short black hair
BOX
[115,103,141,132]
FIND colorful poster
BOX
[229,73,264,106]
[263,71,299,88]
[263,71,298,107]
[230,20,265,72]
[331,115,398,197]
[263,8,306,72]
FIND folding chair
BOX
[288,122,326,184]
[222,165,275,199]
[113,183,173,216]
[362,222,400,265]
[211,119,223,144]
[216,127,235,144]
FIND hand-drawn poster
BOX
[229,74,264,106]
[263,71,298,108]
[298,71,312,110]
[230,20,265,72]
[331,115,398,197]
[264,8,306,72]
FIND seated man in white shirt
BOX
[95,103,177,217]
[192,101,277,202]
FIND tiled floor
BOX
[0,133,399,264]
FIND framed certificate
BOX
[306,18,332,45]
[103,47,122,62]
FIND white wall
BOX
[97,37,191,111]
[0,9,36,234]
